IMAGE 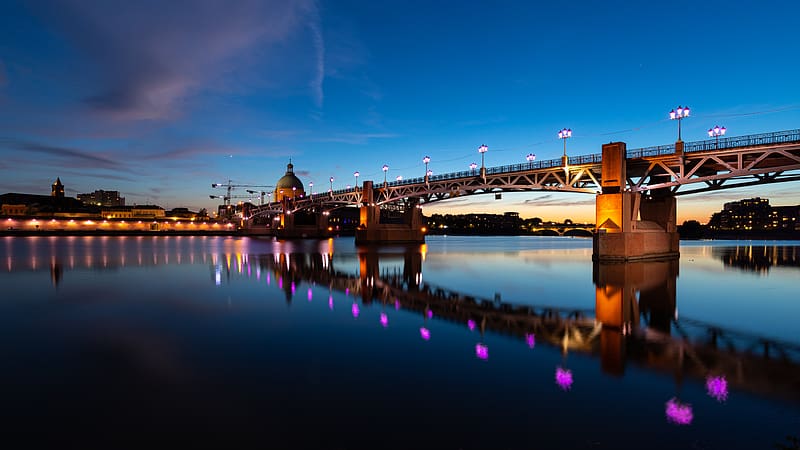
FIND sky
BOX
[1,0,799,223]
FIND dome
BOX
[276,162,304,190]
[275,161,305,202]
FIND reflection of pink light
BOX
[380,313,388,327]
[475,343,489,360]
[278,277,283,289]
[351,303,359,318]
[395,300,400,310]
[291,282,296,295]
[467,319,476,331]
[525,333,536,348]
[328,295,333,310]
[426,310,433,319]
[555,367,573,391]
[665,398,693,425]
[706,375,728,402]
[345,288,350,296]
[420,327,430,340]
[307,288,313,301]
[267,274,271,285]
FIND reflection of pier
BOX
[232,247,800,403]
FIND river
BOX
[1,235,798,448]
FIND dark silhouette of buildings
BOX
[77,190,125,207]
[707,197,799,232]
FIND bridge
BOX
[249,129,800,261]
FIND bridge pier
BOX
[355,180,426,245]
[274,200,332,240]
[593,142,680,262]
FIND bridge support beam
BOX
[355,180,426,245]
[593,142,679,262]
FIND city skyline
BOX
[2,1,799,223]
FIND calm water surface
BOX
[1,235,798,448]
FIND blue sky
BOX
[1,0,798,222]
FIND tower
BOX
[51,177,65,198]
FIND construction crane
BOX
[210,180,274,206]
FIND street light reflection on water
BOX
[0,235,799,447]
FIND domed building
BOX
[275,160,305,202]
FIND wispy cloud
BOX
[1,138,128,171]
[33,0,318,120]
[304,2,325,108]
[312,132,398,144]
[520,194,596,207]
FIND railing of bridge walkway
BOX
[626,128,800,158]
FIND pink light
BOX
[328,295,333,310]
[475,343,489,360]
[345,288,350,297]
[706,375,728,402]
[420,327,430,340]
[380,313,389,327]
[351,303,360,318]
[291,281,296,295]
[266,273,271,285]
[307,288,313,301]
[467,319,476,331]
[426,309,433,319]
[525,333,536,348]
[665,398,693,425]
[394,300,400,310]
[555,367,573,391]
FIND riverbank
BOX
[0,229,272,237]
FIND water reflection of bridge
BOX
[229,247,800,403]
[6,240,800,402]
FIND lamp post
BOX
[669,106,690,142]
[423,156,431,183]
[396,175,403,182]
[708,125,726,149]
[354,171,360,190]
[309,181,313,199]
[526,153,536,169]
[558,128,572,157]
[382,164,389,185]
[329,176,334,194]
[426,169,433,179]
[478,144,488,168]
[470,162,478,175]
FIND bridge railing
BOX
[626,128,800,158]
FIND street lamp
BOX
[382,164,389,184]
[426,169,433,178]
[329,176,334,193]
[526,153,536,169]
[396,175,403,182]
[309,181,313,199]
[708,125,726,148]
[478,144,488,168]
[423,156,431,182]
[669,106,690,142]
[470,162,478,175]
[354,171,360,190]
[558,128,572,157]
